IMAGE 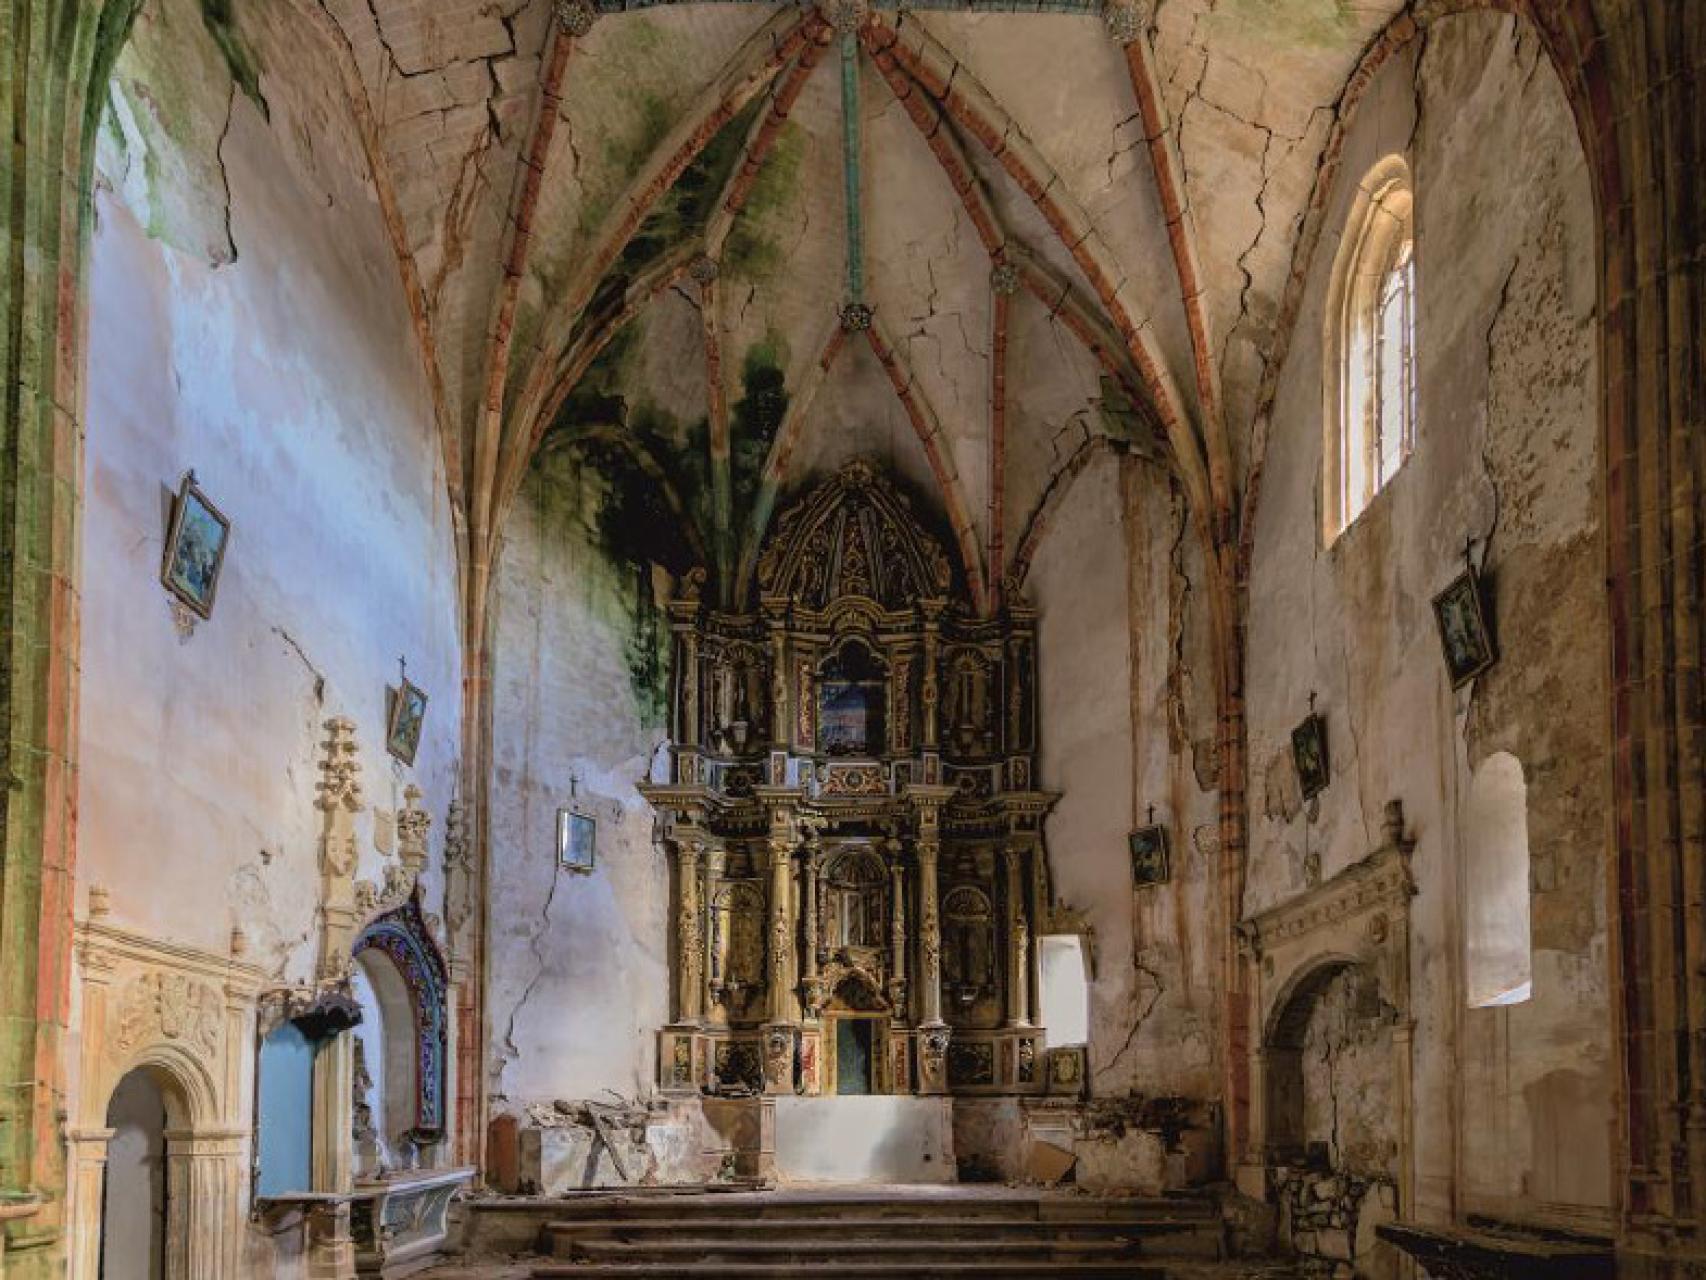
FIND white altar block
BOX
[772,1096,956,1184]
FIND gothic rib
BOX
[1120,22,1232,525]
[301,0,461,534]
[858,32,1168,585]
[510,241,702,516]
[861,40,1148,412]
[470,20,579,595]
[860,15,1212,535]
[864,315,990,616]
[1006,433,1118,590]
[706,38,832,259]
[506,8,822,477]
[702,272,734,597]
[839,23,866,302]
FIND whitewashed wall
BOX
[1246,10,1610,1232]
[485,445,674,1110]
[76,0,462,1269]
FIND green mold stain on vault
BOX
[724,120,805,283]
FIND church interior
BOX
[0,0,1700,1276]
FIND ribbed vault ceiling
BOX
[318,0,1408,609]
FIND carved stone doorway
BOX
[100,1068,170,1280]
[829,1016,884,1096]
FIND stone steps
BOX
[531,1264,1170,1278]
[545,1214,1199,1242]
[527,1188,1225,1277]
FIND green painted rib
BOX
[840,28,865,303]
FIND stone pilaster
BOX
[64,1130,112,1280]
[164,1129,248,1279]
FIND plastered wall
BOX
[77,0,462,1268]
[485,442,675,1111]
[1246,9,1610,1233]
[1032,451,1223,1189]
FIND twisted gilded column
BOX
[909,787,953,1093]
[672,834,705,1025]
[887,844,908,1012]
[701,841,727,1019]
[766,836,795,1026]
[799,836,822,1015]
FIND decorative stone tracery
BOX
[68,916,267,1279]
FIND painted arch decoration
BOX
[353,891,452,1137]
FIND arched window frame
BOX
[1324,155,1418,543]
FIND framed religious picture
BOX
[1433,566,1497,688]
[1292,712,1331,801]
[1129,823,1171,887]
[160,473,231,619]
[558,807,596,874]
[385,678,429,766]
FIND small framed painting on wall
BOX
[385,678,429,766]
[558,808,596,874]
[1129,823,1171,888]
[161,473,231,619]
[1292,712,1331,801]
[1432,566,1497,688]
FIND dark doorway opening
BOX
[836,1019,874,1095]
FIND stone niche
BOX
[1237,801,1417,1279]
[67,913,268,1278]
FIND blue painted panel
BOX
[256,1022,315,1197]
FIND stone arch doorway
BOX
[68,921,265,1279]
[1260,958,1395,1169]
[81,1048,220,1280]
[99,1067,171,1280]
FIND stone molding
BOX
[1236,802,1417,1225]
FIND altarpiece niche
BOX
[641,462,1058,1100]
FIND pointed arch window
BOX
[1326,156,1417,541]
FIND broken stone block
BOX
[1025,1136,1077,1185]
